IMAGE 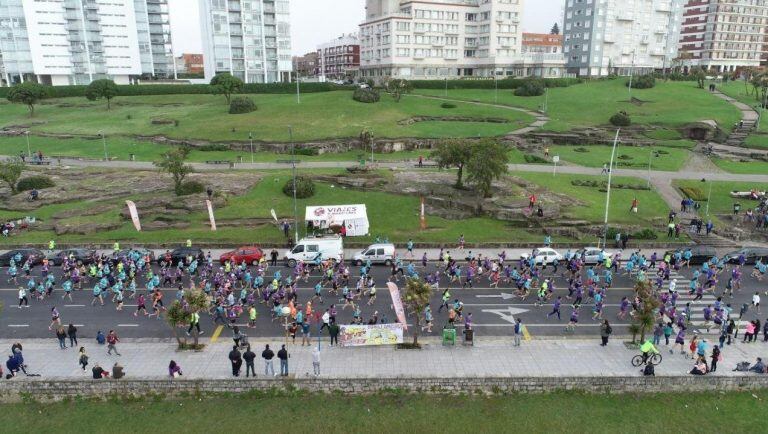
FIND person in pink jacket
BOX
[743,322,756,343]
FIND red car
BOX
[219,246,264,265]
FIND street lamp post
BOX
[289,126,299,242]
[444,78,448,97]
[543,87,549,113]
[249,132,254,164]
[24,131,31,158]
[628,50,636,99]
[757,104,763,130]
[646,149,659,188]
[494,74,498,104]
[98,130,108,161]
[702,178,713,217]
[602,129,621,248]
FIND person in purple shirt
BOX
[547,296,562,320]
[565,307,579,332]
[671,327,686,354]
[464,312,472,331]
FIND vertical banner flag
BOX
[386,282,408,330]
[420,196,426,230]
[270,208,278,223]
[206,200,217,231]
[125,200,141,232]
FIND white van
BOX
[351,243,396,266]
[284,235,344,267]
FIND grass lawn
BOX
[718,81,766,133]
[549,145,690,172]
[745,134,768,149]
[711,158,768,175]
[0,135,428,163]
[2,391,766,433]
[674,179,768,215]
[0,91,533,142]
[413,80,741,133]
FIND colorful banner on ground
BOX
[386,282,408,330]
[339,323,404,347]
[125,200,141,232]
[206,200,217,231]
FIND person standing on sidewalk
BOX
[513,319,522,347]
[600,320,612,346]
[106,330,121,356]
[312,347,320,377]
[243,345,256,378]
[262,344,275,376]
[55,326,67,349]
[228,345,242,377]
[78,347,89,371]
[710,345,721,372]
[328,321,340,346]
[67,324,78,348]
[277,345,289,377]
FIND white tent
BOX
[305,204,369,237]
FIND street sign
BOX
[552,156,560,163]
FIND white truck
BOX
[284,235,344,267]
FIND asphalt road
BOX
[0,261,764,341]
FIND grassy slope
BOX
[0,91,532,142]
[549,145,690,172]
[414,80,742,133]
[711,158,768,175]
[2,392,766,434]
[674,179,768,215]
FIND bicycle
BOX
[631,352,662,367]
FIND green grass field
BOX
[718,81,766,134]
[549,145,690,172]
[413,80,741,133]
[711,158,768,175]
[674,179,768,215]
[0,91,532,142]
[745,134,768,149]
[2,391,766,434]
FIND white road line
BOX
[117,324,139,327]
[7,324,29,327]
[64,304,85,307]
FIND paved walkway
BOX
[3,338,765,380]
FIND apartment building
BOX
[293,52,318,78]
[0,0,175,86]
[678,0,768,73]
[562,0,685,77]
[175,53,204,75]
[522,33,563,53]
[359,0,534,81]
[199,0,292,84]
[317,34,360,80]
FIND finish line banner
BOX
[339,323,404,347]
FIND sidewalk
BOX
[3,337,765,380]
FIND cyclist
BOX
[640,339,660,364]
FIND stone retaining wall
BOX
[2,376,767,402]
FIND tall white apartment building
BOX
[562,0,685,77]
[360,0,540,81]
[198,0,292,84]
[0,0,175,86]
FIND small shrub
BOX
[626,74,656,89]
[610,111,631,127]
[198,144,229,152]
[229,96,256,114]
[680,186,706,201]
[513,78,545,97]
[16,175,55,192]
[524,154,548,164]
[617,154,633,160]
[574,147,590,153]
[440,102,457,109]
[352,87,380,103]
[294,148,319,156]
[176,180,205,196]
[632,228,658,240]
[126,114,132,120]
[283,175,315,199]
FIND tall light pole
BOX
[602,129,621,248]
[494,74,498,104]
[294,58,301,104]
[543,87,549,113]
[24,131,31,158]
[757,104,763,130]
[646,149,659,188]
[628,50,636,99]
[98,130,108,160]
[444,78,448,97]
[249,132,254,164]
[289,126,299,242]
[702,178,713,217]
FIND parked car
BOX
[116,248,156,263]
[159,248,204,266]
[520,248,563,265]
[219,246,264,265]
[0,248,44,267]
[576,247,615,265]
[351,243,396,266]
[724,247,768,265]
[664,246,717,266]
[47,248,97,266]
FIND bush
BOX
[409,77,581,90]
[16,176,55,191]
[198,144,229,152]
[176,180,205,196]
[229,96,256,114]
[574,147,590,153]
[680,186,707,201]
[632,228,658,240]
[610,111,631,127]
[617,154,633,160]
[626,75,656,89]
[440,102,457,109]
[352,87,380,103]
[283,175,315,199]
[524,154,548,164]
[294,148,319,156]
[514,78,546,97]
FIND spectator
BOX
[749,358,766,374]
[92,363,108,379]
[112,362,125,379]
[168,360,182,378]
[228,345,242,377]
[243,345,256,377]
[262,344,275,377]
[277,344,289,376]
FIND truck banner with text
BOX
[339,323,404,347]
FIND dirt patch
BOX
[398,116,510,125]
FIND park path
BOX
[407,93,549,135]
[711,90,759,147]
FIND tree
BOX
[430,139,473,188]
[210,72,244,104]
[628,280,660,344]
[691,67,706,89]
[0,157,25,194]
[550,23,560,35]
[166,289,209,349]
[7,82,48,117]
[402,278,433,346]
[154,146,193,195]
[465,140,509,198]
[384,78,412,103]
[85,79,118,110]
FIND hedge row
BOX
[0,82,352,99]
[410,77,581,90]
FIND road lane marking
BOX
[8,324,29,327]
[210,325,224,343]
[523,325,532,341]
[117,324,139,327]
[64,304,85,307]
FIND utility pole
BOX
[602,129,621,248]
[289,126,299,242]
[249,132,254,164]
[628,50,636,99]
[99,130,108,160]
[25,131,31,158]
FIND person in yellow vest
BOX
[186,311,202,336]
[48,239,56,253]
[113,242,120,254]
[186,239,192,248]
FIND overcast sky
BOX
[168,0,563,56]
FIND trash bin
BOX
[442,327,456,346]
[463,328,474,346]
